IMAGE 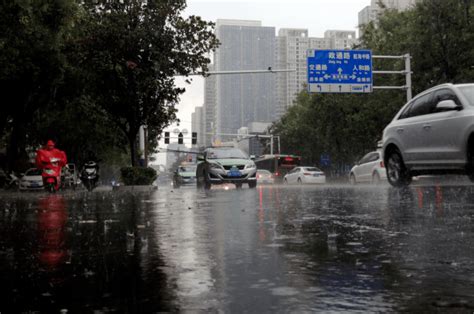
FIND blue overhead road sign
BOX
[307,49,373,93]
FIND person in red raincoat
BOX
[35,140,67,190]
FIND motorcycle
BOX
[80,161,99,192]
[3,172,20,190]
[41,157,63,193]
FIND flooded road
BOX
[1,183,474,312]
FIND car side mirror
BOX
[436,99,461,111]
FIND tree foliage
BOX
[273,0,474,174]
[0,0,80,170]
[79,0,219,166]
[0,0,218,170]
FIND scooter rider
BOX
[35,140,67,190]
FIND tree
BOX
[80,0,219,166]
[271,90,402,171]
[360,0,474,93]
[0,0,79,170]
[273,0,474,175]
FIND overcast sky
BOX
[160,0,370,154]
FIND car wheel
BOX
[372,172,381,184]
[386,149,412,187]
[248,181,256,188]
[349,174,356,185]
[235,183,243,189]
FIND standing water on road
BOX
[1,184,474,312]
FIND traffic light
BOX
[164,132,170,144]
[178,132,183,144]
[192,132,197,145]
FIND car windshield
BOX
[303,167,322,172]
[458,85,474,106]
[25,168,42,176]
[178,166,196,172]
[207,148,248,159]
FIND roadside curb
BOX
[112,185,158,192]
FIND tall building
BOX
[213,19,276,137]
[203,64,217,147]
[191,106,205,148]
[275,29,357,118]
[359,0,418,35]
[324,30,357,49]
[275,29,309,118]
[203,19,360,140]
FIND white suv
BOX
[382,83,474,187]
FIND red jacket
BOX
[36,148,67,169]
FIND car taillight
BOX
[380,161,385,168]
[257,175,261,179]
[303,172,311,176]
[275,172,279,176]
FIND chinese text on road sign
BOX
[307,49,373,93]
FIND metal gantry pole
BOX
[372,53,413,101]
[404,53,412,101]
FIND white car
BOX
[19,168,43,191]
[382,83,474,187]
[349,151,387,184]
[283,167,326,184]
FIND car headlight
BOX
[245,163,256,169]
[209,163,223,170]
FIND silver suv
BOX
[382,83,474,186]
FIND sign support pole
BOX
[372,54,412,101]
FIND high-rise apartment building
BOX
[324,30,358,50]
[202,20,360,141]
[191,106,205,148]
[359,0,418,35]
[213,19,276,137]
[275,29,357,118]
[203,64,216,147]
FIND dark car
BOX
[196,147,257,189]
[173,163,197,188]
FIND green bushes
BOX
[120,167,157,186]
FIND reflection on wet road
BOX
[1,183,474,312]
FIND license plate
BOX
[313,174,319,177]
[228,170,241,177]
